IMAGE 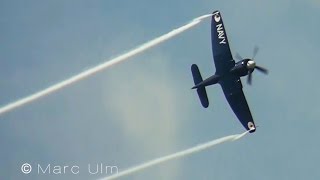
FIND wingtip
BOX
[212,10,220,14]
[249,126,256,133]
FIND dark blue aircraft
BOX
[191,11,268,133]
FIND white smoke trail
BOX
[0,14,213,115]
[99,131,250,180]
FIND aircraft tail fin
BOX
[191,64,209,108]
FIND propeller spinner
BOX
[236,46,268,85]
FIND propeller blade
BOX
[255,66,268,74]
[252,46,259,59]
[247,71,252,85]
[235,53,243,60]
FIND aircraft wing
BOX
[211,11,235,75]
[220,75,256,132]
[211,11,256,132]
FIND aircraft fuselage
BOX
[230,59,253,77]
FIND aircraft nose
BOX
[247,60,256,69]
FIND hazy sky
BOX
[1,0,320,180]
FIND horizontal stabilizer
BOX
[191,64,209,108]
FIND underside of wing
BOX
[220,75,256,132]
[211,11,235,75]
